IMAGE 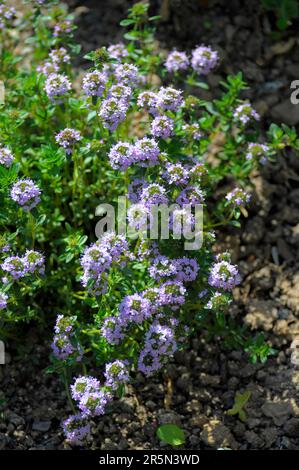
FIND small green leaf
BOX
[227,390,251,422]
[156,424,185,447]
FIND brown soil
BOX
[1,0,299,450]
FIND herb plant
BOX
[0,0,298,446]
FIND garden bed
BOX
[0,0,299,451]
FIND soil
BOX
[1,0,299,450]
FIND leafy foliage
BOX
[157,423,186,447]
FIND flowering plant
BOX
[0,0,298,446]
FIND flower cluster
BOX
[98,97,128,131]
[0,0,285,450]
[138,322,177,376]
[208,255,241,291]
[64,359,130,444]
[176,186,205,206]
[0,146,14,167]
[49,47,71,65]
[107,43,128,60]
[44,73,72,103]
[104,360,130,390]
[1,250,45,280]
[53,19,73,38]
[165,45,218,76]
[38,44,71,77]
[0,2,16,29]
[163,162,189,185]
[140,183,168,207]
[108,141,134,170]
[51,315,83,361]
[182,123,202,141]
[81,233,131,295]
[10,179,41,211]
[115,63,139,86]
[246,142,270,164]
[0,292,8,310]
[82,71,107,97]
[149,255,199,283]
[191,45,219,75]
[233,102,260,125]
[63,414,91,446]
[165,51,189,73]
[55,128,82,154]
[226,187,250,207]
[151,115,173,139]
[137,91,159,115]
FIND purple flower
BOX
[191,45,219,75]
[37,61,60,76]
[108,84,132,104]
[137,91,159,116]
[81,233,130,295]
[104,360,130,390]
[0,242,10,253]
[10,179,41,211]
[165,50,189,73]
[71,376,100,401]
[108,141,134,170]
[190,163,207,179]
[151,115,173,139]
[1,256,25,280]
[78,388,112,417]
[55,128,82,155]
[155,281,186,310]
[233,103,260,125]
[1,250,44,280]
[205,291,228,310]
[0,292,8,310]
[128,178,147,203]
[0,4,16,29]
[208,259,241,290]
[138,322,177,376]
[148,255,177,281]
[107,43,128,60]
[182,123,202,141]
[49,47,71,65]
[119,293,153,325]
[114,63,139,86]
[51,314,83,361]
[23,250,45,275]
[127,203,149,231]
[0,146,14,167]
[171,208,196,235]
[82,71,107,97]
[101,316,126,345]
[176,186,204,206]
[157,87,184,112]
[140,183,168,208]
[246,143,269,164]
[131,137,160,167]
[98,97,128,131]
[173,257,199,282]
[63,413,91,446]
[53,19,73,38]
[44,73,72,103]
[225,188,250,207]
[163,162,189,185]
[198,288,208,299]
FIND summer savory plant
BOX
[0,0,298,445]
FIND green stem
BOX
[63,368,76,413]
